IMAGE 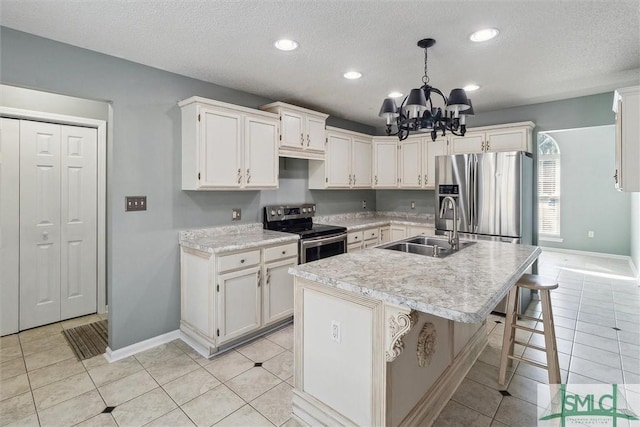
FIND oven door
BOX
[300,233,347,264]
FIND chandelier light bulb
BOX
[469,28,499,42]
[274,39,299,51]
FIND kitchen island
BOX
[288,240,540,426]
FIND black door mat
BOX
[62,320,108,361]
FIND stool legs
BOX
[498,286,519,385]
[540,289,561,384]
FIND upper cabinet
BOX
[373,137,399,188]
[450,122,534,155]
[179,97,279,191]
[399,135,448,189]
[308,127,372,189]
[260,102,329,160]
[613,86,640,192]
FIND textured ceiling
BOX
[1,0,639,127]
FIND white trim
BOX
[539,236,564,243]
[540,246,632,261]
[0,106,108,316]
[104,330,180,363]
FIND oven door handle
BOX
[301,233,347,249]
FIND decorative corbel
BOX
[385,305,418,362]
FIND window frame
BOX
[537,134,561,240]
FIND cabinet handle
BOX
[281,250,286,255]
[614,169,619,184]
[486,141,490,151]
[418,174,421,186]
[237,168,242,184]
[240,259,245,264]
[353,175,356,185]
[375,175,378,185]
[481,141,485,151]
[246,168,251,184]
[354,236,358,240]
[424,174,427,185]
[307,134,310,146]
[266,274,270,285]
[300,133,304,146]
[257,269,261,286]
[348,174,352,185]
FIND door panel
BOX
[218,267,261,343]
[1,119,20,335]
[281,111,304,149]
[245,116,278,188]
[306,117,326,152]
[450,132,483,154]
[200,108,242,187]
[264,260,296,325]
[399,139,421,188]
[425,137,447,188]
[326,133,351,187]
[352,138,372,188]
[61,126,97,319]
[373,141,397,188]
[20,121,61,329]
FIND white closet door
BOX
[60,125,97,319]
[0,118,20,335]
[20,121,62,330]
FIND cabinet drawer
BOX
[347,231,363,244]
[407,226,435,237]
[347,242,362,252]
[363,228,379,241]
[264,243,298,263]
[217,250,260,273]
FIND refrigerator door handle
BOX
[473,154,479,228]
[467,155,473,228]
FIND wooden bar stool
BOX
[498,274,561,385]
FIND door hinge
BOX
[216,328,220,337]
[279,134,282,141]
[198,114,201,122]
[198,172,201,180]
[325,177,328,183]
[216,284,219,292]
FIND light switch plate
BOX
[125,196,147,212]
[232,208,242,221]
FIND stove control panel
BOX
[264,204,316,222]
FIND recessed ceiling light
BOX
[274,39,299,51]
[463,84,480,92]
[343,71,362,80]
[388,91,404,98]
[469,28,499,42]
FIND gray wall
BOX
[375,190,436,215]
[0,27,373,349]
[631,193,640,273]
[539,126,630,255]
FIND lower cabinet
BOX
[379,226,391,243]
[407,226,436,237]
[263,258,297,325]
[390,226,407,241]
[348,227,380,251]
[180,241,297,356]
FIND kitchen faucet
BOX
[439,196,459,250]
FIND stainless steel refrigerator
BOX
[435,151,533,314]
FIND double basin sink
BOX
[378,236,475,258]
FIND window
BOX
[538,134,561,237]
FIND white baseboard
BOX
[540,246,632,261]
[104,330,180,363]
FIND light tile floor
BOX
[1,249,638,426]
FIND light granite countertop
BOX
[289,240,541,323]
[315,211,435,231]
[179,223,298,254]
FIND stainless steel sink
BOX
[378,236,475,258]
[380,242,438,256]
[405,236,476,251]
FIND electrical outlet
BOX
[362,200,367,209]
[588,231,594,238]
[232,208,242,221]
[125,196,147,212]
[330,320,341,343]
[411,201,416,209]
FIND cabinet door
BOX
[450,132,483,154]
[424,137,448,189]
[352,138,372,188]
[263,259,296,325]
[373,140,398,188]
[347,242,363,252]
[281,111,304,149]
[407,226,435,237]
[218,267,261,343]
[399,138,421,188]
[326,133,352,188]
[390,226,406,241]
[379,227,391,244]
[244,116,278,189]
[306,116,326,152]
[200,108,242,188]
[486,128,528,153]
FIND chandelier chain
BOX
[422,47,430,85]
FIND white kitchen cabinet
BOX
[180,97,279,190]
[407,226,435,237]
[260,102,329,160]
[308,127,372,189]
[373,137,398,188]
[613,86,640,192]
[449,122,534,154]
[180,241,296,357]
[390,226,407,241]
[399,136,449,189]
[217,266,261,343]
[379,227,391,244]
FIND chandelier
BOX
[379,38,474,141]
